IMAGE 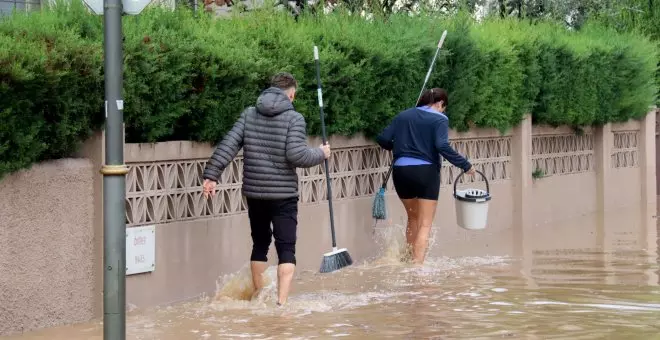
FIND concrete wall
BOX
[0,111,656,336]
[0,159,96,335]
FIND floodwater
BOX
[5,207,660,340]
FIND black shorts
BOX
[246,196,298,265]
[392,164,441,200]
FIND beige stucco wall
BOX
[531,173,598,223]
[0,159,96,336]
[0,111,656,336]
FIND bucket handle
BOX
[453,169,490,196]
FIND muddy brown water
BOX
[5,208,660,340]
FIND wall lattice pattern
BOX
[531,134,595,177]
[125,137,512,226]
[611,131,640,169]
[445,137,511,186]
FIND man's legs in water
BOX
[246,198,272,299]
[276,263,295,305]
[250,261,268,298]
[272,197,299,305]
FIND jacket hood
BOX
[256,87,294,117]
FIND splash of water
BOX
[211,222,478,306]
[212,223,419,303]
[371,223,409,265]
[213,264,278,304]
[371,222,440,265]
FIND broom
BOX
[315,45,353,274]
[372,29,449,221]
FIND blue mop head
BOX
[372,187,387,220]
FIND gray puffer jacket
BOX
[203,87,326,200]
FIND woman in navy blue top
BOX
[376,88,475,264]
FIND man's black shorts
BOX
[246,196,298,265]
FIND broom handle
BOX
[314,46,338,249]
[381,30,448,187]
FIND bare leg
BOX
[400,198,419,262]
[246,198,272,300]
[271,197,299,306]
[276,263,295,305]
[412,199,438,264]
[250,261,268,299]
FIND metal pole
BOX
[102,0,127,338]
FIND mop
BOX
[314,45,353,274]
[372,29,449,221]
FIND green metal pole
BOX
[102,0,127,338]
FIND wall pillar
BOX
[656,110,660,198]
[511,114,532,230]
[639,110,658,278]
[510,115,534,288]
[594,122,613,212]
[640,110,657,213]
[511,115,531,273]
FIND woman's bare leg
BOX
[400,198,419,262]
[412,199,438,264]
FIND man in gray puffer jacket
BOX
[202,72,331,306]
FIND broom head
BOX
[319,247,353,273]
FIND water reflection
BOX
[4,207,659,339]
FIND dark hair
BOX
[270,72,298,90]
[416,88,448,108]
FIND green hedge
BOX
[0,3,657,179]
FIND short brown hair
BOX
[416,88,448,107]
[270,72,298,90]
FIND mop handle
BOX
[416,30,447,105]
[380,164,393,189]
[314,45,338,248]
[383,30,448,185]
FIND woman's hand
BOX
[465,166,476,176]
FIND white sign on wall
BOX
[126,225,156,275]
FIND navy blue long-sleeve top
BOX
[376,106,472,171]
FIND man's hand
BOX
[320,143,331,159]
[465,166,477,176]
[203,179,217,199]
